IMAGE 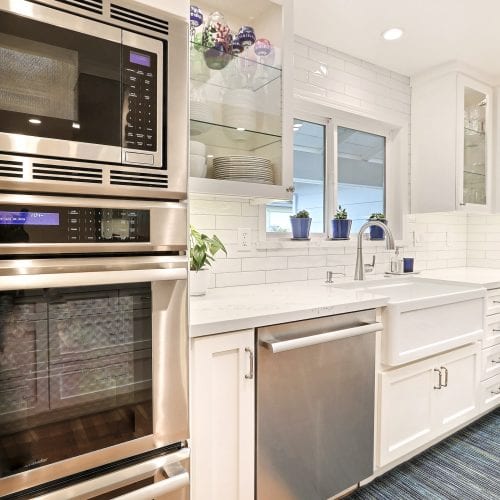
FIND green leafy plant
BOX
[190,225,227,272]
[369,212,386,221]
[334,205,348,220]
[292,209,310,218]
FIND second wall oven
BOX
[0,195,189,499]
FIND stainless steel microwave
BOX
[0,0,188,200]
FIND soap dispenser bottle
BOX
[391,247,403,274]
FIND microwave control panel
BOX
[0,205,150,244]
[122,46,158,152]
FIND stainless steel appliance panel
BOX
[0,0,188,200]
[0,194,187,254]
[257,311,378,500]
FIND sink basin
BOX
[334,278,486,366]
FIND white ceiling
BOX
[294,0,500,78]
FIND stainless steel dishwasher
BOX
[256,310,381,500]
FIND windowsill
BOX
[257,234,388,250]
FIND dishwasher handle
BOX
[261,322,383,354]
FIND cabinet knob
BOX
[286,186,295,193]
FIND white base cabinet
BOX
[191,330,255,500]
[378,343,480,467]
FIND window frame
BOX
[265,111,394,239]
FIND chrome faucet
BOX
[354,220,395,280]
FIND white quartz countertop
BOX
[420,267,500,289]
[190,280,389,337]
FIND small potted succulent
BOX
[290,209,312,239]
[331,205,352,239]
[190,225,227,296]
[368,213,387,240]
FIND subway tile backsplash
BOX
[190,197,469,289]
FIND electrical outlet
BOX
[238,228,251,251]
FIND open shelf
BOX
[189,176,287,199]
[190,42,281,92]
[190,119,281,151]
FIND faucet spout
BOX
[354,220,395,280]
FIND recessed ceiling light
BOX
[28,118,41,124]
[236,127,245,131]
[382,28,404,41]
[72,122,80,129]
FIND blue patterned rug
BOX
[346,408,500,500]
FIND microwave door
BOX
[0,4,122,163]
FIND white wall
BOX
[190,36,468,288]
[133,0,187,19]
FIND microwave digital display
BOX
[0,211,60,226]
[129,51,151,67]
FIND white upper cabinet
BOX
[188,0,293,200]
[411,66,493,213]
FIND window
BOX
[266,117,387,236]
[337,126,385,233]
[266,119,325,233]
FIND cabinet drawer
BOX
[486,289,500,315]
[480,374,500,411]
[484,313,500,348]
[481,343,500,381]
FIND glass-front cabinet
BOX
[460,81,491,209]
[411,68,493,214]
[188,0,292,199]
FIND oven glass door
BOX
[0,9,122,158]
[0,283,153,478]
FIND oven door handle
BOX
[261,322,383,353]
[0,260,187,291]
[37,448,190,500]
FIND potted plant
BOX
[368,213,387,240]
[331,205,352,239]
[290,209,312,239]
[190,225,227,296]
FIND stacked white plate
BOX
[213,156,274,184]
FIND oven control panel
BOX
[122,46,157,152]
[0,205,150,244]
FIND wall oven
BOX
[0,195,189,499]
[0,0,188,200]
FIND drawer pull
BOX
[492,300,500,304]
[492,328,500,332]
[244,347,254,380]
[440,366,448,387]
[433,368,442,389]
[491,358,500,364]
[491,388,500,395]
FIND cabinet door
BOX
[434,344,480,432]
[191,330,255,500]
[456,75,492,211]
[378,361,437,466]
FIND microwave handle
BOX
[37,448,189,500]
